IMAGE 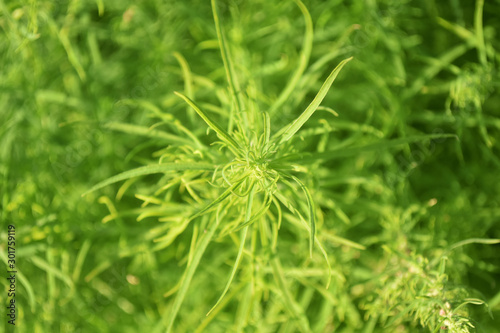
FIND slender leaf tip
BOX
[276,56,354,145]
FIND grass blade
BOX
[232,194,273,233]
[174,91,241,151]
[173,51,195,124]
[189,176,246,221]
[263,111,271,146]
[72,239,92,282]
[290,175,316,258]
[268,0,313,117]
[274,57,353,145]
[105,122,193,146]
[114,99,204,148]
[31,256,74,289]
[235,283,253,332]
[206,185,255,316]
[449,238,500,251]
[323,233,366,250]
[0,251,36,312]
[272,133,459,165]
[474,0,487,66]
[211,0,244,130]
[195,282,245,333]
[274,192,333,289]
[271,255,312,333]
[163,213,222,333]
[82,163,214,196]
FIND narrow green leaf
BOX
[174,91,241,151]
[115,97,204,148]
[211,0,244,132]
[463,298,487,305]
[291,175,316,258]
[449,238,500,251]
[85,260,112,282]
[72,239,92,282]
[31,256,74,289]
[96,0,104,16]
[453,297,490,316]
[488,290,500,309]
[438,256,448,275]
[271,209,279,251]
[474,0,487,66]
[404,43,470,98]
[274,192,333,289]
[47,246,56,302]
[195,282,245,333]
[271,255,312,333]
[232,194,273,233]
[263,111,271,146]
[206,185,255,316]
[163,213,222,333]
[436,17,474,41]
[173,52,195,124]
[385,303,417,328]
[0,251,36,312]
[189,176,246,221]
[268,0,313,117]
[59,30,87,81]
[272,133,459,165]
[82,163,214,196]
[323,233,366,250]
[151,219,191,252]
[273,196,283,230]
[275,57,353,145]
[114,99,204,148]
[105,122,193,146]
[235,283,253,332]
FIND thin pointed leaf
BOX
[291,175,316,258]
[116,99,204,148]
[189,176,246,221]
[164,213,222,333]
[72,239,92,282]
[449,238,500,251]
[268,0,313,117]
[275,57,353,145]
[173,51,195,124]
[31,256,74,289]
[82,163,214,196]
[273,196,283,230]
[271,133,459,165]
[187,224,199,267]
[385,303,417,328]
[274,192,333,289]
[174,91,240,151]
[211,0,244,132]
[271,255,312,333]
[0,252,36,312]
[105,122,193,146]
[206,185,255,316]
[195,282,245,333]
[323,233,366,250]
[235,283,253,331]
[263,111,271,145]
[232,194,273,233]
[474,0,487,66]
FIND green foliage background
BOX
[1,0,499,332]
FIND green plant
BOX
[83,1,492,332]
[85,1,353,331]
